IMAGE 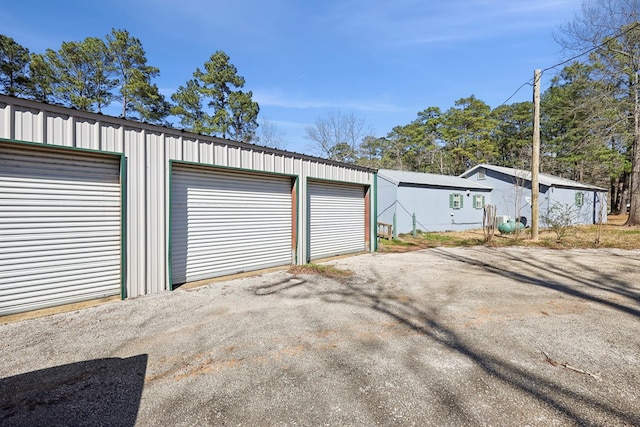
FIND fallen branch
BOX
[541,351,601,381]
[561,363,602,381]
[541,350,558,366]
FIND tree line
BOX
[1,0,639,223]
[305,89,627,214]
[304,0,639,221]
[0,29,259,143]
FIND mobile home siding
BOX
[461,165,608,225]
[376,175,398,227]
[376,169,492,233]
[0,95,375,307]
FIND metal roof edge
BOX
[460,163,607,192]
[378,168,492,189]
[0,94,376,174]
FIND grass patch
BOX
[378,215,640,252]
[417,233,457,243]
[288,263,353,277]
[379,238,417,247]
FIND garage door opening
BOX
[170,164,295,287]
[307,181,368,261]
[0,142,123,316]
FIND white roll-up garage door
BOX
[0,143,122,316]
[171,165,293,285]
[308,181,365,260]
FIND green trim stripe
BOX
[295,176,300,264]
[120,155,127,299]
[374,173,378,252]
[168,160,174,291]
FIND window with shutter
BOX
[473,194,485,209]
[450,193,462,209]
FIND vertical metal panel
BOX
[241,149,252,169]
[0,102,11,139]
[229,146,240,167]
[46,112,71,146]
[199,140,213,164]
[308,181,365,261]
[254,151,265,171]
[75,118,98,149]
[101,123,124,153]
[0,142,121,315]
[273,155,283,174]
[124,127,146,296]
[214,144,226,165]
[171,164,293,284]
[146,132,166,293]
[166,135,180,160]
[182,138,197,162]
[13,106,43,142]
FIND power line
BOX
[500,22,640,106]
[541,21,640,74]
[499,81,533,106]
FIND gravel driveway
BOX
[1,247,639,426]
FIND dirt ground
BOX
[1,247,639,426]
[380,214,640,252]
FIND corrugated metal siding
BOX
[308,181,365,260]
[171,164,293,284]
[0,95,375,300]
[0,143,121,315]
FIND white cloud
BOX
[328,0,583,47]
[253,89,404,113]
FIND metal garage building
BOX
[0,95,375,315]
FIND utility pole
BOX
[531,69,541,241]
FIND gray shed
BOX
[0,95,376,316]
[460,164,608,226]
[377,169,492,233]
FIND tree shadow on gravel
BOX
[430,247,640,318]
[252,258,640,426]
[0,354,147,427]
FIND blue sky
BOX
[2,0,583,154]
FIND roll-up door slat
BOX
[171,165,292,284]
[308,181,365,260]
[0,143,121,315]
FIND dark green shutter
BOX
[449,193,454,208]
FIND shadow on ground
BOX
[0,354,147,427]
[252,249,640,425]
[430,247,640,318]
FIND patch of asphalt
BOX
[1,247,639,426]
